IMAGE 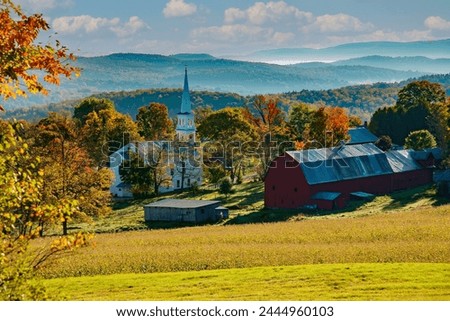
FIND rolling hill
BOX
[242,39,450,64]
[1,52,425,111]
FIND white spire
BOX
[180,66,192,114]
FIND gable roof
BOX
[348,127,378,145]
[286,143,422,185]
[144,199,220,209]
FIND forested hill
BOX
[1,52,426,111]
[2,73,450,122]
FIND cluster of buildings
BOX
[109,68,443,223]
[264,129,441,210]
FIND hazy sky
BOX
[16,0,450,56]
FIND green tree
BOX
[396,81,446,111]
[119,144,172,196]
[205,165,227,187]
[219,177,233,198]
[289,103,314,142]
[79,100,141,167]
[73,98,115,125]
[375,135,393,151]
[119,151,154,197]
[404,130,437,150]
[370,81,449,146]
[136,102,174,141]
[198,107,259,182]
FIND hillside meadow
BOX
[43,263,450,301]
[32,182,449,300]
[36,204,450,279]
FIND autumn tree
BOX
[1,0,83,300]
[1,123,90,300]
[136,102,174,141]
[244,95,291,180]
[308,106,350,148]
[0,0,78,111]
[34,113,112,235]
[78,98,141,167]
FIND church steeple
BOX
[180,67,192,114]
[176,67,196,142]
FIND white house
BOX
[110,68,203,197]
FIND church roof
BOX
[180,67,192,114]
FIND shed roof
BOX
[311,192,341,201]
[348,127,378,145]
[144,199,220,209]
[286,143,423,185]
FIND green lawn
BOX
[70,182,447,234]
[43,263,450,301]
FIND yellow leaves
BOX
[50,233,94,253]
[0,0,79,107]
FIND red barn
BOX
[265,143,435,210]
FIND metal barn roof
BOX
[144,199,220,209]
[286,143,423,185]
[348,127,378,145]
[311,192,341,201]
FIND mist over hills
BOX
[2,39,450,115]
[240,39,450,64]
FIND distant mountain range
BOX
[2,39,450,111]
[239,39,450,64]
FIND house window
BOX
[177,180,180,188]
[201,209,205,214]
[294,187,298,192]
[272,185,276,190]
[187,178,191,186]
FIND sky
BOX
[15,0,450,57]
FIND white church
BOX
[110,68,203,197]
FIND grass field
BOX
[43,263,450,300]
[34,182,449,300]
[36,204,450,278]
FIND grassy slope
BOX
[73,182,446,233]
[36,204,450,278]
[36,182,449,300]
[43,263,450,301]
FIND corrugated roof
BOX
[385,150,422,173]
[286,143,423,185]
[311,192,341,201]
[144,199,220,209]
[410,148,442,161]
[348,127,378,145]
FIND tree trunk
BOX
[62,219,68,236]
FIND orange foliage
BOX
[0,0,79,110]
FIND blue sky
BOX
[16,0,450,56]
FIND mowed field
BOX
[37,200,450,300]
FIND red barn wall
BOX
[265,154,434,209]
[264,154,311,209]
